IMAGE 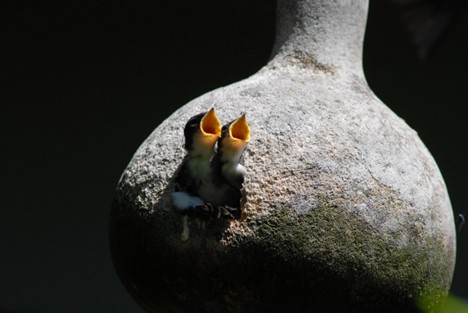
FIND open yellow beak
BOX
[200,108,222,138]
[229,114,250,143]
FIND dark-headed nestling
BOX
[172,108,221,214]
[214,114,250,190]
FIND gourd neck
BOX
[269,0,368,77]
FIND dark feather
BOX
[183,112,206,150]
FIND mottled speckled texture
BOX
[110,0,456,312]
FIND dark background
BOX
[1,1,467,312]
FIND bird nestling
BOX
[172,108,221,214]
[172,109,250,220]
[214,114,251,191]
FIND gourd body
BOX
[110,1,456,312]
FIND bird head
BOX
[218,114,251,163]
[183,108,222,156]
